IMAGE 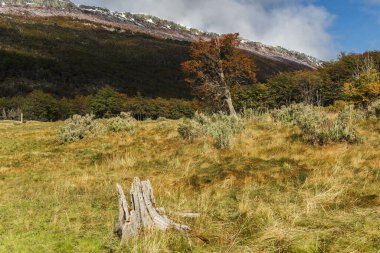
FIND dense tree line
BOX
[234,51,380,111]
[0,87,195,121]
[1,48,379,122]
[181,35,379,113]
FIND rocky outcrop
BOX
[0,2,322,69]
[1,0,73,8]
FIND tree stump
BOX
[114,177,190,243]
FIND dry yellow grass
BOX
[0,118,379,252]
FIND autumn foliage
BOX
[343,57,380,105]
[182,33,257,115]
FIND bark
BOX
[224,90,237,118]
[114,177,190,244]
[2,108,6,119]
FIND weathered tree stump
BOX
[114,177,190,243]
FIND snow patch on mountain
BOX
[77,5,322,68]
[0,1,322,68]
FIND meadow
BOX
[0,113,379,252]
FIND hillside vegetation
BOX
[2,50,380,122]
[0,14,310,99]
[0,109,379,252]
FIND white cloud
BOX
[72,0,336,59]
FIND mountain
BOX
[0,1,321,98]
[76,5,321,69]
[1,0,73,8]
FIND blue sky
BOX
[73,0,380,60]
[316,0,380,55]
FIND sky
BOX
[71,0,380,60]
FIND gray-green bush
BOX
[337,105,367,123]
[178,118,205,142]
[107,112,135,133]
[271,104,361,145]
[242,108,270,122]
[368,99,380,118]
[207,113,244,149]
[271,104,318,125]
[58,114,102,144]
[178,112,244,149]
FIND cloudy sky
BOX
[71,0,380,60]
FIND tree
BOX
[23,90,60,121]
[233,83,270,111]
[182,33,256,116]
[323,52,380,87]
[71,95,91,116]
[58,97,74,120]
[266,70,339,107]
[343,57,380,106]
[90,86,123,118]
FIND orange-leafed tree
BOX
[182,33,256,116]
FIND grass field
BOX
[0,117,379,252]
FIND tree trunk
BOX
[224,91,237,118]
[2,108,6,120]
[214,42,237,118]
[114,177,190,244]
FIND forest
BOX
[1,50,379,121]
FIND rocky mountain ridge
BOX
[1,0,73,8]
[0,0,322,69]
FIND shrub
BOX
[157,117,167,121]
[298,114,361,145]
[58,114,102,143]
[178,112,244,148]
[241,108,270,122]
[207,120,235,149]
[178,112,209,142]
[326,100,349,112]
[208,113,244,148]
[337,105,366,123]
[368,99,380,118]
[207,112,244,133]
[271,103,315,125]
[107,113,135,133]
[271,104,361,145]
[120,112,133,119]
[328,115,362,144]
[178,119,205,142]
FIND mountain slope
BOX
[1,0,73,8]
[0,2,320,98]
[73,5,321,69]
